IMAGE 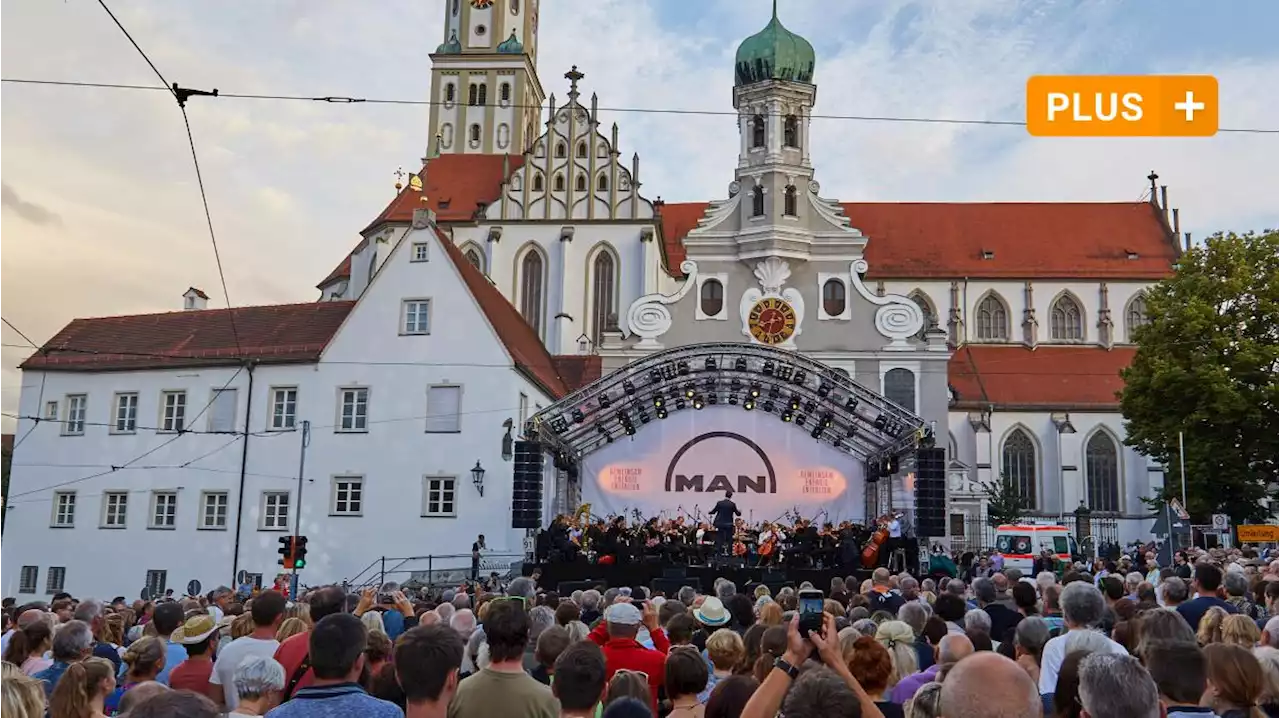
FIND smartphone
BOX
[798,588,824,636]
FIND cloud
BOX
[1,184,62,226]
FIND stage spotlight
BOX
[661,363,677,380]
[803,400,816,414]
[623,381,636,395]
[599,393,612,409]
[762,361,774,376]
[693,395,705,410]
[572,409,586,424]
[675,398,687,410]
[704,357,717,372]
[794,414,806,427]
[596,424,613,443]
[734,357,748,372]
[730,378,742,392]
[550,416,569,434]
[684,385,696,399]
[638,409,651,424]
[625,424,636,436]
[769,387,781,399]
[653,397,665,409]
[728,394,739,406]
[777,365,793,381]
[704,377,717,390]
[873,415,888,431]
[781,411,793,422]
[817,382,832,397]
[789,395,800,411]
[821,413,834,428]
[846,426,857,438]
[792,370,806,385]
[762,400,775,413]
[677,360,690,375]
[810,426,823,439]
[845,396,859,412]
[657,407,668,419]
[749,383,761,398]
[707,393,719,405]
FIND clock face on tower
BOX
[470,0,494,7]
[747,297,798,345]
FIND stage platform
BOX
[522,560,870,596]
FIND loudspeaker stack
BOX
[914,447,947,538]
[512,440,544,529]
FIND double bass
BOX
[861,515,891,568]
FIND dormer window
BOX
[1125,249,1140,260]
[981,249,995,260]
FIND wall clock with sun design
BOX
[747,297,798,345]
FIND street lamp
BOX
[471,461,486,497]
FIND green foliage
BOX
[982,473,1028,527]
[1120,230,1278,523]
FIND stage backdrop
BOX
[579,406,865,526]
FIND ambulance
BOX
[993,524,1077,575]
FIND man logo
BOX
[664,432,777,494]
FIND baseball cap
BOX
[603,602,643,626]
[171,614,218,645]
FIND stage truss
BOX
[527,343,928,468]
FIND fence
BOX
[948,513,1122,558]
[342,552,526,593]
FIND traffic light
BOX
[294,536,308,569]
[277,536,295,569]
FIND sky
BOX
[2,0,1277,429]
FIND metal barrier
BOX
[342,553,525,593]
[948,514,1121,558]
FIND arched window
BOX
[1085,431,1120,513]
[597,174,609,191]
[468,83,478,105]
[555,142,567,158]
[822,279,846,317]
[976,293,1009,341]
[590,251,616,345]
[751,114,765,148]
[1125,294,1149,342]
[1050,293,1084,341]
[883,368,916,412]
[500,83,511,102]
[477,83,488,106]
[554,174,565,192]
[783,185,797,216]
[532,172,544,192]
[452,0,459,14]
[910,291,937,340]
[574,174,586,192]
[511,0,519,12]
[576,141,587,158]
[1001,428,1038,508]
[751,186,764,217]
[469,124,481,144]
[783,115,799,147]
[700,279,724,317]
[464,247,485,273]
[445,84,456,102]
[519,250,545,337]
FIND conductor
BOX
[709,490,741,562]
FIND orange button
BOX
[1026,75,1218,137]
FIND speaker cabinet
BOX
[914,447,947,538]
[512,441,544,529]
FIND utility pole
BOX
[1177,431,1188,507]
[291,420,311,599]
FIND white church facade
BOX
[3,2,1183,597]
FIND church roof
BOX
[734,2,815,86]
[657,200,1177,279]
[948,345,1136,410]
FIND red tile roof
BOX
[948,345,1136,410]
[552,355,603,393]
[657,200,1177,279]
[363,154,524,233]
[433,225,569,399]
[318,255,351,290]
[21,302,355,372]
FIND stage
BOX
[522,560,871,596]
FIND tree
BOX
[982,474,1028,527]
[1120,230,1278,523]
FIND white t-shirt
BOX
[888,519,902,538]
[1037,629,1129,694]
[209,636,280,708]
[209,605,224,623]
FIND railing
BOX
[341,552,526,593]
[948,514,1122,558]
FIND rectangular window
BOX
[63,394,87,435]
[518,393,529,436]
[199,491,229,530]
[150,491,177,529]
[331,476,364,516]
[19,566,38,594]
[145,570,167,599]
[411,242,430,262]
[426,385,462,433]
[402,299,432,335]
[270,388,298,431]
[45,567,65,594]
[208,388,238,433]
[338,388,369,432]
[261,491,290,530]
[113,393,138,433]
[44,401,58,421]
[422,476,457,517]
[101,491,128,528]
[51,492,76,527]
[161,391,187,432]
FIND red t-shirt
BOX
[273,630,314,698]
[167,658,214,697]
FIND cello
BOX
[861,515,890,569]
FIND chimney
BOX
[1159,185,1168,213]
[183,287,209,311]
[1184,232,1192,251]
[1172,208,1181,239]
[1147,171,1159,205]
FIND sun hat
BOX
[171,614,218,645]
[694,596,731,627]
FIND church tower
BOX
[731,2,817,256]
[428,0,546,157]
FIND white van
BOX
[994,524,1076,575]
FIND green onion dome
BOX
[436,30,461,55]
[496,30,524,54]
[734,2,815,86]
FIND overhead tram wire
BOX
[3,77,1276,135]
[1,317,48,452]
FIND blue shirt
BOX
[155,640,189,685]
[34,661,72,696]
[1176,596,1238,632]
[265,682,402,718]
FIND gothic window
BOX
[532,172,544,191]
[1050,293,1085,341]
[511,0,519,12]
[452,0,459,14]
[576,141,587,158]
[699,279,724,317]
[883,368,916,413]
[575,174,586,192]
[445,83,455,102]
[910,291,937,340]
[783,115,799,147]
[555,142,567,158]
[554,174,565,192]
[469,124,481,145]
[468,83,478,105]
[751,114,765,148]
[1125,294,1149,342]
[1001,428,1038,508]
[597,174,608,192]
[500,83,511,102]
[519,250,545,337]
[590,251,617,345]
[751,186,764,217]
[1085,431,1120,513]
[783,185,797,216]
[976,293,1010,341]
[822,279,846,317]
[464,247,485,273]
[477,83,488,106]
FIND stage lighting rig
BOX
[704,357,717,372]
[804,400,817,414]
[821,413,834,428]
[707,393,718,405]
[656,407,668,419]
[623,381,636,395]
[781,411,793,422]
[750,384,762,398]
[844,396,859,412]
[649,369,661,384]
[638,409,651,424]
[788,395,800,411]
[572,409,585,424]
[677,360,690,375]
[762,400,775,413]
[734,357,748,372]
[729,394,740,406]
[693,395,705,410]
[550,416,569,434]
[792,369,807,385]
[675,397,687,410]
[596,424,612,442]
[683,385,696,399]
[777,365,793,381]
[762,361,774,376]
[817,382,832,397]
[743,397,755,410]
[653,397,665,409]
[810,425,823,439]
[599,393,611,408]
[662,363,677,380]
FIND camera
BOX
[798,588,824,637]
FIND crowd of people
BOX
[1,542,1277,718]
